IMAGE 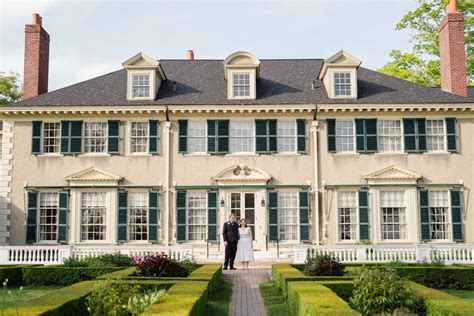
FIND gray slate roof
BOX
[11,59,472,107]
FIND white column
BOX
[311,121,320,245]
[371,189,379,244]
[163,121,172,245]
[0,121,14,245]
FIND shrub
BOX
[180,258,200,276]
[125,289,166,315]
[87,278,140,316]
[395,266,474,290]
[304,254,345,277]
[0,266,23,286]
[383,259,408,269]
[350,267,425,315]
[22,266,123,286]
[64,253,136,268]
[136,254,187,277]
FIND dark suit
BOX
[223,221,240,268]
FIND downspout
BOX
[311,104,320,245]
[164,105,172,245]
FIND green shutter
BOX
[327,119,336,153]
[355,119,365,152]
[451,189,463,242]
[208,120,229,154]
[403,119,417,152]
[268,191,278,241]
[417,118,427,152]
[57,192,68,244]
[32,121,42,155]
[149,120,159,154]
[61,121,83,155]
[26,191,38,244]
[117,190,128,243]
[256,120,268,153]
[446,118,457,152]
[419,189,431,241]
[178,120,188,153]
[268,120,277,152]
[358,190,369,241]
[208,191,217,242]
[149,191,159,243]
[107,120,120,154]
[299,191,310,242]
[176,191,187,242]
[356,119,377,153]
[296,119,306,153]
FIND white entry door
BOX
[230,192,261,249]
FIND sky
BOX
[0,0,419,91]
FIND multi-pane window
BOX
[233,73,250,97]
[42,123,61,153]
[84,122,107,153]
[338,192,357,241]
[132,74,150,98]
[377,120,402,152]
[380,191,406,240]
[81,192,107,241]
[277,121,297,152]
[429,191,449,240]
[278,192,299,241]
[426,120,445,151]
[187,192,207,241]
[188,121,207,153]
[230,121,254,153]
[39,193,58,241]
[129,192,148,241]
[334,72,351,96]
[335,120,354,152]
[131,122,149,153]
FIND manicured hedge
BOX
[318,281,355,302]
[187,264,222,294]
[272,264,308,297]
[0,266,24,286]
[410,281,474,315]
[22,266,124,286]
[144,281,209,316]
[287,281,359,315]
[396,266,474,290]
[96,266,137,279]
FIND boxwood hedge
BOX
[22,266,124,286]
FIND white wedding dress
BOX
[236,227,255,262]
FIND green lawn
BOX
[0,286,62,309]
[440,289,474,301]
[259,282,289,316]
[206,280,233,316]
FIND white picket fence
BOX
[293,244,474,264]
[0,245,193,265]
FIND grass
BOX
[0,286,62,309]
[440,289,474,301]
[259,282,289,316]
[205,280,233,316]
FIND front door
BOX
[230,192,257,246]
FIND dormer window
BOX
[334,72,351,96]
[233,73,251,97]
[224,51,260,100]
[132,74,150,98]
[319,50,361,99]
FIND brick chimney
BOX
[439,0,467,97]
[187,50,195,60]
[23,13,50,99]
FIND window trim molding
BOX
[227,69,257,100]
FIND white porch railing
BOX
[0,245,193,265]
[293,244,474,264]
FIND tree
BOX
[0,72,22,104]
[378,0,474,86]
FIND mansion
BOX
[0,8,473,261]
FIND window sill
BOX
[127,153,154,157]
[374,152,408,156]
[423,152,451,155]
[274,152,301,156]
[377,240,413,244]
[78,153,112,157]
[183,153,211,157]
[426,240,455,244]
[34,242,60,245]
[331,152,360,156]
[36,154,64,158]
[226,153,259,157]
[334,241,358,245]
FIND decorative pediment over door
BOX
[213,164,271,186]
[65,167,122,186]
[364,165,422,185]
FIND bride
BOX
[235,218,254,270]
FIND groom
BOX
[222,213,240,270]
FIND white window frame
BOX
[426,119,447,152]
[131,73,151,99]
[337,191,358,242]
[130,121,149,154]
[335,119,355,152]
[333,71,352,97]
[188,121,207,154]
[277,120,297,153]
[83,121,108,154]
[186,192,207,242]
[379,191,407,241]
[429,190,451,241]
[38,192,59,243]
[227,70,256,100]
[128,192,149,242]
[229,121,255,153]
[80,192,107,242]
[278,191,299,242]
[232,72,251,98]
[41,122,61,154]
[377,119,403,153]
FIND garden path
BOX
[223,268,271,316]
